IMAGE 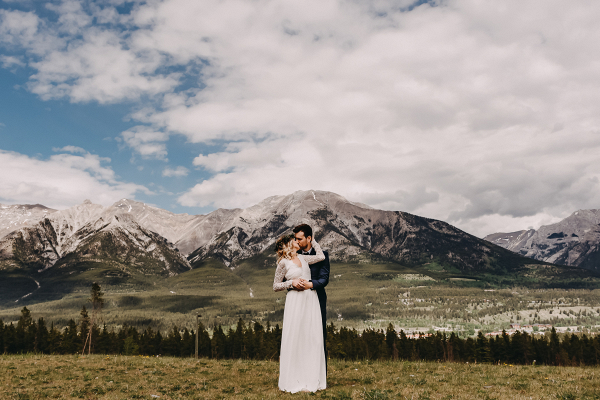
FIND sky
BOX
[1,0,600,238]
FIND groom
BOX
[292,223,330,366]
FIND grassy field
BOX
[1,354,599,399]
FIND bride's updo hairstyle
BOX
[275,233,295,263]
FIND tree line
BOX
[1,307,600,366]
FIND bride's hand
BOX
[300,278,313,289]
[292,278,305,290]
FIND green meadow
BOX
[2,255,600,335]
[2,354,600,399]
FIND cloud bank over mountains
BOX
[0,149,147,210]
[2,0,600,236]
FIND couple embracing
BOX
[273,224,330,393]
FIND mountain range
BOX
[484,210,600,272]
[1,191,535,273]
[0,190,597,307]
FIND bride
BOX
[273,233,327,393]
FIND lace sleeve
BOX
[273,260,293,292]
[300,240,325,265]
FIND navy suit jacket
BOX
[301,247,330,298]
[299,246,330,365]
[299,247,330,323]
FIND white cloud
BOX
[0,148,149,209]
[160,0,600,236]
[28,28,180,103]
[45,0,92,36]
[162,166,189,177]
[0,54,24,68]
[0,4,179,103]
[121,125,169,160]
[6,0,600,236]
[0,9,39,46]
[52,145,87,154]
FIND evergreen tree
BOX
[163,326,182,356]
[251,321,264,359]
[3,323,17,354]
[34,317,49,353]
[397,330,411,360]
[228,318,246,358]
[197,322,212,358]
[244,323,256,359]
[327,324,345,359]
[6,314,600,365]
[463,337,476,362]
[79,306,90,354]
[139,327,156,355]
[95,324,111,355]
[448,332,462,362]
[0,319,4,353]
[47,322,61,354]
[61,319,79,354]
[549,327,560,365]
[123,336,139,355]
[385,323,398,360]
[262,322,279,360]
[475,332,491,363]
[16,307,33,353]
[212,325,227,359]
[153,331,163,355]
[181,328,194,357]
[89,323,101,354]
[362,328,386,360]
[83,283,104,355]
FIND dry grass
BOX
[1,354,599,399]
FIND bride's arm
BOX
[300,240,325,265]
[273,260,293,291]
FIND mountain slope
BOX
[0,201,190,276]
[102,199,243,256]
[187,190,544,276]
[0,203,57,239]
[484,229,536,252]
[485,210,600,272]
[0,193,542,276]
[1,191,593,297]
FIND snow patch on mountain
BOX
[0,203,57,239]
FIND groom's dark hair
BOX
[293,224,313,239]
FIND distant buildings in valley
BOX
[484,324,598,337]
[385,324,600,339]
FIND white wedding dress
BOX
[273,241,327,393]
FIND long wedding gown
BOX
[273,241,327,393]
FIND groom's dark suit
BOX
[299,247,330,362]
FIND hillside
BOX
[0,191,598,317]
[0,203,57,239]
[484,210,600,272]
[187,190,547,278]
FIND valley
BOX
[1,190,600,336]
[2,255,600,337]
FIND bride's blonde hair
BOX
[275,233,295,263]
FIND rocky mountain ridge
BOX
[0,191,547,279]
[2,191,598,307]
[484,210,600,272]
[484,229,536,252]
[0,203,57,240]
[187,190,524,274]
[0,199,190,277]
